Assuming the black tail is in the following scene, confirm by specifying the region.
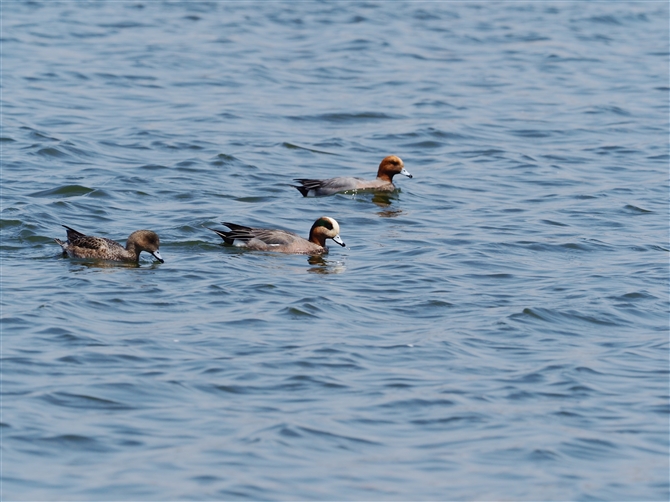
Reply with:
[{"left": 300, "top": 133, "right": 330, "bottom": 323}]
[
  {"left": 206, "top": 227, "right": 235, "bottom": 245},
  {"left": 292, "top": 184, "right": 310, "bottom": 197}
]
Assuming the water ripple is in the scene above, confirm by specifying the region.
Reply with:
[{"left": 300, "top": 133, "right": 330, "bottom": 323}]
[{"left": 3, "top": 1, "right": 668, "bottom": 501}]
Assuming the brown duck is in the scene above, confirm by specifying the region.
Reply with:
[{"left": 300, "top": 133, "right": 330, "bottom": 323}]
[{"left": 55, "top": 225, "right": 164, "bottom": 263}]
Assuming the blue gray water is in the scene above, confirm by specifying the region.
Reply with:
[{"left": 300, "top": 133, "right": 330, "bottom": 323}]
[{"left": 2, "top": 2, "right": 668, "bottom": 500}]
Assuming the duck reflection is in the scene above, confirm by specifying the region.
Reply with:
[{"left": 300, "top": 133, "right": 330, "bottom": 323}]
[
  {"left": 377, "top": 207, "right": 404, "bottom": 218},
  {"left": 307, "top": 255, "right": 347, "bottom": 274},
  {"left": 341, "top": 191, "right": 404, "bottom": 216},
  {"left": 371, "top": 192, "right": 393, "bottom": 207},
  {"left": 372, "top": 192, "right": 406, "bottom": 218},
  {"left": 68, "top": 259, "right": 164, "bottom": 270}
]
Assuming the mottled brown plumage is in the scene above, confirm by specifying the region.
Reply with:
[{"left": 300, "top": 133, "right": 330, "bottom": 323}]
[{"left": 54, "top": 225, "right": 164, "bottom": 263}]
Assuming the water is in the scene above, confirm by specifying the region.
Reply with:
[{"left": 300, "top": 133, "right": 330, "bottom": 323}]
[{"left": 2, "top": 2, "right": 668, "bottom": 500}]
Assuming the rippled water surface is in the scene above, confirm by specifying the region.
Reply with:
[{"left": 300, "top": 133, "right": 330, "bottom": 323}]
[{"left": 2, "top": 2, "right": 669, "bottom": 500}]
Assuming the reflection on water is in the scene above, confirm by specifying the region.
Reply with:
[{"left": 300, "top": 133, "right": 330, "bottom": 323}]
[
  {"left": 338, "top": 190, "right": 404, "bottom": 215},
  {"left": 377, "top": 207, "right": 404, "bottom": 218},
  {"left": 62, "top": 258, "right": 138, "bottom": 269},
  {"left": 60, "top": 257, "right": 163, "bottom": 269},
  {"left": 371, "top": 192, "right": 397, "bottom": 208},
  {"left": 338, "top": 190, "right": 399, "bottom": 207},
  {"left": 307, "top": 255, "right": 347, "bottom": 274}
]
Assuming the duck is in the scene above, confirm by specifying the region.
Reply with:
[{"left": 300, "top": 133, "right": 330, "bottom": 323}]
[
  {"left": 292, "top": 155, "right": 412, "bottom": 197},
  {"left": 208, "top": 216, "right": 345, "bottom": 255},
  {"left": 54, "top": 225, "right": 164, "bottom": 263}
]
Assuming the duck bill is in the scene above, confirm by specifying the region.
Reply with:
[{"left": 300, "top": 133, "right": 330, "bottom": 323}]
[
  {"left": 400, "top": 168, "right": 413, "bottom": 179},
  {"left": 152, "top": 250, "right": 165, "bottom": 263},
  {"left": 332, "top": 235, "right": 346, "bottom": 247}
]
